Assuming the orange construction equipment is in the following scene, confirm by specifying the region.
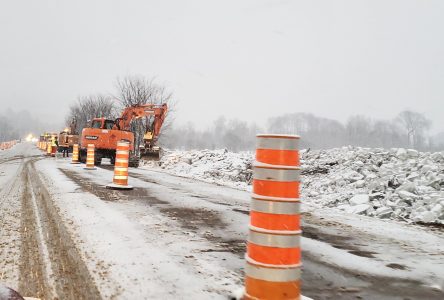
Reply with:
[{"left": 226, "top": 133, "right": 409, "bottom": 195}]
[
  {"left": 71, "top": 144, "right": 80, "bottom": 164},
  {"left": 106, "top": 141, "right": 133, "bottom": 190},
  {"left": 58, "top": 118, "right": 79, "bottom": 156},
  {"left": 84, "top": 144, "right": 96, "bottom": 170},
  {"left": 244, "top": 134, "right": 301, "bottom": 300},
  {"left": 80, "top": 103, "right": 168, "bottom": 167}
]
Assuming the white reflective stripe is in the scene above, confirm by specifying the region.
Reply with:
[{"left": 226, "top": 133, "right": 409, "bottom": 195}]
[
  {"left": 116, "top": 150, "right": 129, "bottom": 155},
  {"left": 257, "top": 137, "right": 299, "bottom": 151},
  {"left": 253, "top": 167, "right": 300, "bottom": 181},
  {"left": 246, "top": 255, "right": 302, "bottom": 269},
  {"left": 251, "top": 193, "right": 300, "bottom": 202},
  {"left": 115, "top": 159, "right": 129, "bottom": 163},
  {"left": 251, "top": 198, "right": 300, "bottom": 214},
  {"left": 249, "top": 225, "right": 302, "bottom": 235},
  {"left": 245, "top": 261, "right": 301, "bottom": 282},
  {"left": 254, "top": 161, "right": 299, "bottom": 170},
  {"left": 114, "top": 167, "right": 128, "bottom": 172},
  {"left": 87, "top": 144, "right": 95, "bottom": 148},
  {"left": 113, "top": 175, "right": 128, "bottom": 180},
  {"left": 117, "top": 141, "right": 130, "bottom": 146},
  {"left": 249, "top": 230, "right": 300, "bottom": 248}
]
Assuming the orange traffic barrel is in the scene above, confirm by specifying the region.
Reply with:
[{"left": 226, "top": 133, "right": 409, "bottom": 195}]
[
  {"left": 84, "top": 144, "right": 96, "bottom": 170},
  {"left": 51, "top": 145, "right": 57, "bottom": 157},
  {"left": 256, "top": 134, "right": 300, "bottom": 166},
  {"left": 106, "top": 141, "right": 133, "bottom": 190},
  {"left": 46, "top": 142, "right": 52, "bottom": 156},
  {"left": 71, "top": 144, "right": 80, "bottom": 164},
  {"left": 244, "top": 134, "right": 301, "bottom": 300}
]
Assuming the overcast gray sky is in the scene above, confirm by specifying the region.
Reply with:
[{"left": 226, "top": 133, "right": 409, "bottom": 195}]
[{"left": 0, "top": 0, "right": 443, "bottom": 132}]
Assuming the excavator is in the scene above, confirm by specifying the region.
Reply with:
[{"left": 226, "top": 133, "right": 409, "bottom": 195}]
[{"left": 79, "top": 103, "right": 168, "bottom": 168}]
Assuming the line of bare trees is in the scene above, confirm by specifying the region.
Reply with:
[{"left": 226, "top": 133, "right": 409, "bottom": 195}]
[
  {"left": 164, "top": 110, "right": 444, "bottom": 152},
  {"left": 65, "top": 75, "right": 174, "bottom": 153}
]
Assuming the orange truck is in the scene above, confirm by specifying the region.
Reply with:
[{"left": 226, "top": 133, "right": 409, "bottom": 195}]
[{"left": 79, "top": 103, "right": 168, "bottom": 168}]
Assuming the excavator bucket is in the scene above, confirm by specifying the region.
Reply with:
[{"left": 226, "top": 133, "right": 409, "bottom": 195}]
[{"left": 140, "top": 146, "right": 161, "bottom": 160}]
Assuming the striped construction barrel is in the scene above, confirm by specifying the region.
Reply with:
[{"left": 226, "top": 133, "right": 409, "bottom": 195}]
[
  {"left": 71, "top": 144, "right": 80, "bottom": 164},
  {"left": 84, "top": 144, "right": 96, "bottom": 169},
  {"left": 113, "top": 141, "right": 130, "bottom": 186},
  {"left": 244, "top": 134, "right": 301, "bottom": 300},
  {"left": 256, "top": 134, "right": 300, "bottom": 166},
  {"left": 46, "top": 142, "right": 52, "bottom": 156}
]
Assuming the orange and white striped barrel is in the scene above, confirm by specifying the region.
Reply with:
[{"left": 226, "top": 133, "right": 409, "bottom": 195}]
[
  {"left": 71, "top": 144, "right": 80, "bottom": 164},
  {"left": 244, "top": 134, "right": 301, "bottom": 300},
  {"left": 46, "top": 142, "right": 52, "bottom": 156},
  {"left": 51, "top": 145, "right": 57, "bottom": 157},
  {"left": 106, "top": 141, "right": 133, "bottom": 190},
  {"left": 84, "top": 144, "right": 96, "bottom": 170},
  {"left": 256, "top": 134, "right": 300, "bottom": 166}
]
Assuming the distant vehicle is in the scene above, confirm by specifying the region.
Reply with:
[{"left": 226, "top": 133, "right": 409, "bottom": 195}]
[{"left": 58, "top": 118, "right": 79, "bottom": 153}]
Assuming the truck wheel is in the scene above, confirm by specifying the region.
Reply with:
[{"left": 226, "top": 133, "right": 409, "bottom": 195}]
[
  {"left": 79, "top": 151, "right": 87, "bottom": 163},
  {"left": 94, "top": 158, "right": 102, "bottom": 166},
  {"left": 129, "top": 157, "right": 140, "bottom": 168}
]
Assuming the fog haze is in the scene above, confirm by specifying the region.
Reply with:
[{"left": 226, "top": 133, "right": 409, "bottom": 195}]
[{"left": 0, "top": 0, "right": 443, "bottom": 132}]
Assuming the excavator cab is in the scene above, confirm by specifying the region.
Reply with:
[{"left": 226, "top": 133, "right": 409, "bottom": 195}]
[{"left": 91, "top": 119, "right": 103, "bottom": 128}]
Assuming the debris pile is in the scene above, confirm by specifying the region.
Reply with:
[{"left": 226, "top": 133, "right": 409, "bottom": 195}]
[
  {"left": 302, "top": 147, "right": 444, "bottom": 225},
  {"left": 152, "top": 149, "right": 253, "bottom": 189},
  {"left": 146, "top": 147, "right": 444, "bottom": 224}
]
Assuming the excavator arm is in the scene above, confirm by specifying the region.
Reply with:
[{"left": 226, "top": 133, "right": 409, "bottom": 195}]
[
  {"left": 114, "top": 103, "right": 168, "bottom": 159},
  {"left": 114, "top": 103, "right": 168, "bottom": 132}
]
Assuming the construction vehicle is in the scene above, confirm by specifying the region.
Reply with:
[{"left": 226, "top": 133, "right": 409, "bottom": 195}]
[
  {"left": 79, "top": 103, "right": 168, "bottom": 168},
  {"left": 58, "top": 118, "right": 79, "bottom": 153}
]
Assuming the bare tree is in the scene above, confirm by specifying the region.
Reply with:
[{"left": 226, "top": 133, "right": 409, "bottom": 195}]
[
  {"left": 66, "top": 94, "right": 117, "bottom": 134},
  {"left": 346, "top": 115, "right": 372, "bottom": 146},
  {"left": 396, "top": 110, "right": 431, "bottom": 149},
  {"left": 114, "top": 75, "right": 175, "bottom": 154}
]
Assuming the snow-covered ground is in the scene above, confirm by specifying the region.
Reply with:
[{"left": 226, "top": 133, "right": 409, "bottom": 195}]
[
  {"left": 1, "top": 143, "right": 444, "bottom": 299},
  {"left": 142, "top": 147, "right": 444, "bottom": 225}
]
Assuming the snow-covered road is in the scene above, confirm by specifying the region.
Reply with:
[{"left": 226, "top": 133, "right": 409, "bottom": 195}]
[{"left": 1, "top": 143, "right": 443, "bottom": 299}]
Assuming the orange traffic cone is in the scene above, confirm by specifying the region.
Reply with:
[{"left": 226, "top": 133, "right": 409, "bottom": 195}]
[
  {"left": 106, "top": 141, "right": 133, "bottom": 190},
  {"left": 244, "top": 134, "right": 302, "bottom": 300},
  {"left": 84, "top": 144, "right": 97, "bottom": 170}
]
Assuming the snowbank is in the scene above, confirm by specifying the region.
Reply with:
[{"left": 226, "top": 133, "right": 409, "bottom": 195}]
[
  {"left": 142, "top": 147, "right": 444, "bottom": 225},
  {"left": 142, "top": 149, "right": 253, "bottom": 190}
]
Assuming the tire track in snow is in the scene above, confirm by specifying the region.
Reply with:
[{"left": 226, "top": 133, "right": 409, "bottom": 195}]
[{"left": 19, "top": 159, "right": 102, "bottom": 299}]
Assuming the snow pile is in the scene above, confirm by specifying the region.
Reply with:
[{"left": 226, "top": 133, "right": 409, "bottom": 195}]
[
  {"left": 146, "top": 147, "right": 444, "bottom": 225},
  {"left": 146, "top": 149, "right": 253, "bottom": 189},
  {"left": 302, "top": 147, "right": 444, "bottom": 224}
]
